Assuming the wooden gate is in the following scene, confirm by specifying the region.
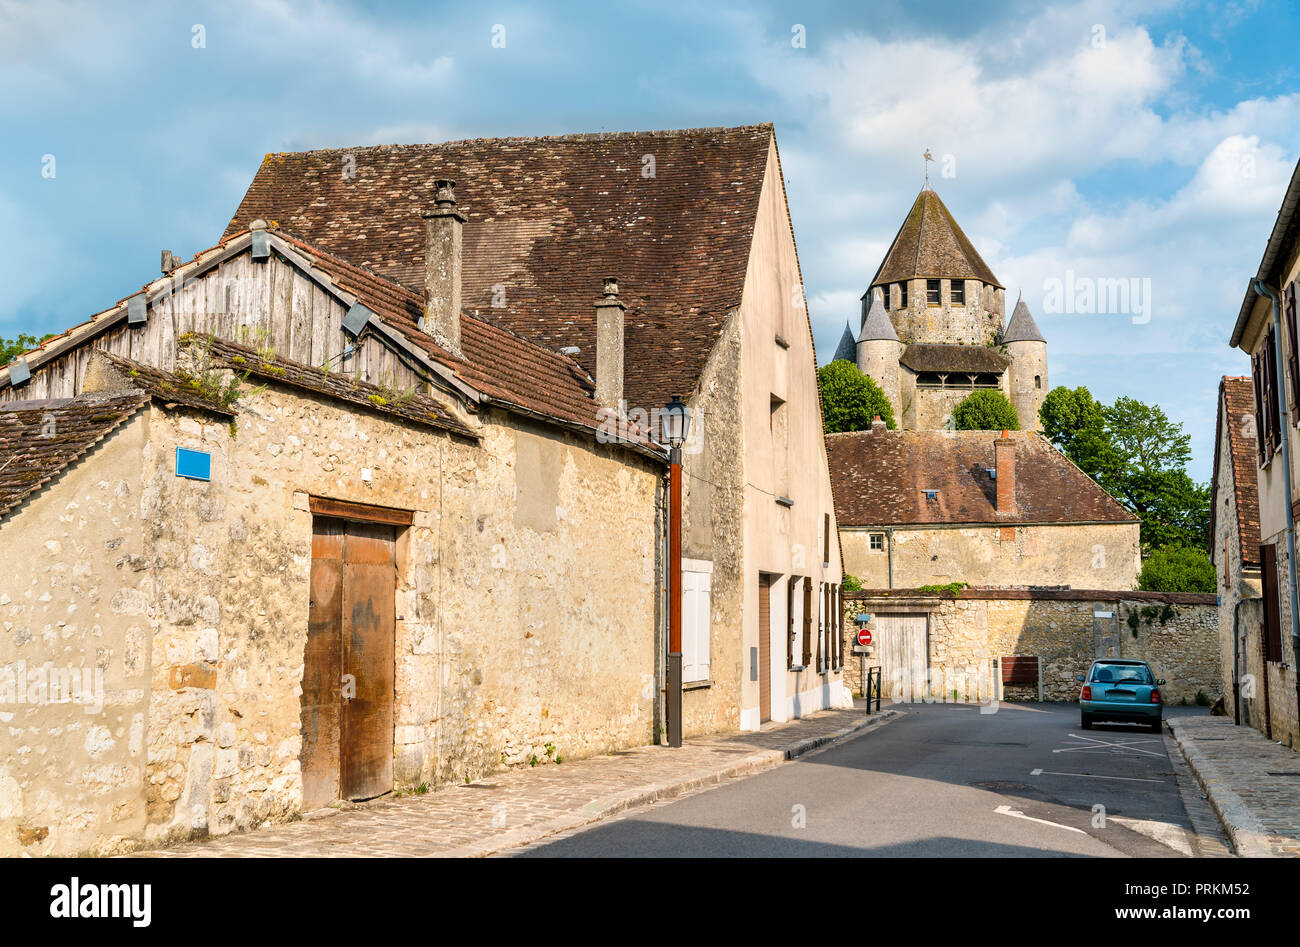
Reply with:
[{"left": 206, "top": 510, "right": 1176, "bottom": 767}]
[
  {"left": 874, "top": 613, "right": 928, "bottom": 701},
  {"left": 758, "top": 574, "right": 772, "bottom": 723},
  {"left": 302, "top": 518, "right": 396, "bottom": 809}
]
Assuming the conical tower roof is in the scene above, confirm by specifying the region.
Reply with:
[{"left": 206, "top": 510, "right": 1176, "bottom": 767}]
[
  {"left": 868, "top": 187, "right": 1003, "bottom": 291},
  {"left": 1002, "top": 295, "right": 1045, "bottom": 343},
  {"left": 832, "top": 321, "right": 857, "bottom": 362},
  {"left": 857, "top": 292, "right": 899, "bottom": 343}
]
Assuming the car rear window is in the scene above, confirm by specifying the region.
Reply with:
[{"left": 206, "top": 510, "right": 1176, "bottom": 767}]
[{"left": 1090, "top": 663, "right": 1153, "bottom": 684}]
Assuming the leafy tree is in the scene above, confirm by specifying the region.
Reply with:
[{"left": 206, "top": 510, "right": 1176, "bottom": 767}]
[
  {"left": 1115, "top": 468, "right": 1211, "bottom": 552},
  {"left": 1138, "top": 545, "right": 1215, "bottom": 593},
  {"left": 1039, "top": 385, "right": 1114, "bottom": 479},
  {"left": 1104, "top": 396, "right": 1192, "bottom": 476},
  {"left": 818, "top": 360, "right": 896, "bottom": 433},
  {"left": 951, "top": 389, "right": 1019, "bottom": 431},
  {"left": 0, "top": 333, "right": 53, "bottom": 367}
]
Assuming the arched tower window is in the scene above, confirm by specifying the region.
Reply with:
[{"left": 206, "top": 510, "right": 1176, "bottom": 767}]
[{"left": 1035, "top": 375, "right": 1042, "bottom": 389}]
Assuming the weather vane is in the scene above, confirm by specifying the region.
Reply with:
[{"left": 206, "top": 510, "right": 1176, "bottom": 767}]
[{"left": 923, "top": 148, "right": 933, "bottom": 188}]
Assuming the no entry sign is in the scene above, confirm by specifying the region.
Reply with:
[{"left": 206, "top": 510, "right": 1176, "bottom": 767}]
[{"left": 857, "top": 628, "right": 872, "bottom": 647}]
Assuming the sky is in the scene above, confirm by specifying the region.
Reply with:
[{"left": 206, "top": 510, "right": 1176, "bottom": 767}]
[{"left": 3, "top": 0, "right": 1299, "bottom": 481}]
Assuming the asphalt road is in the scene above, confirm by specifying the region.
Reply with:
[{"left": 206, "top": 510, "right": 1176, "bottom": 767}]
[{"left": 516, "top": 701, "right": 1212, "bottom": 857}]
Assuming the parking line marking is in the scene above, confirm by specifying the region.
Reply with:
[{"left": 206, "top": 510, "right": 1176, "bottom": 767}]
[
  {"left": 1055, "top": 733, "right": 1164, "bottom": 758},
  {"left": 994, "top": 804, "right": 1087, "bottom": 835},
  {"left": 1030, "top": 769, "right": 1165, "bottom": 783}
]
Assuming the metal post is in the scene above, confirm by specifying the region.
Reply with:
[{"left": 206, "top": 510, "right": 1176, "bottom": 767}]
[
  {"left": 667, "top": 447, "right": 683, "bottom": 748},
  {"left": 859, "top": 653, "right": 867, "bottom": 707}
]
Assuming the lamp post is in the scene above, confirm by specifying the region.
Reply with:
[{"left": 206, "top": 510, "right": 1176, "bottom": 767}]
[{"left": 662, "top": 395, "right": 692, "bottom": 748}]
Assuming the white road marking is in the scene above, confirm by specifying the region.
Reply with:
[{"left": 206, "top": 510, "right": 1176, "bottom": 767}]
[
  {"left": 1030, "top": 769, "right": 1165, "bottom": 783},
  {"left": 1054, "top": 733, "right": 1164, "bottom": 758},
  {"left": 1110, "top": 816, "right": 1194, "bottom": 856},
  {"left": 994, "top": 804, "right": 1087, "bottom": 835}
]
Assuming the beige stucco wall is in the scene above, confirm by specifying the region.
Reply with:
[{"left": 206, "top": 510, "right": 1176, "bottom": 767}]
[
  {"left": 842, "top": 592, "right": 1220, "bottom": 707},
  {"left": 0, "top": 412, "right": 152, "bottom": 856},
  {"left": 840, "top": 522, "right": 1140, "bottom": 590}
]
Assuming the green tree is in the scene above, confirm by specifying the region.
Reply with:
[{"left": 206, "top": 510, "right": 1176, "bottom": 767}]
[
  {"left": 1116, "top": 468, "right": 1211, "bottom": 552},
  {"left": 0, "top": 333, "right": 53, "bottom": 367},
  {"left": 951, "top": 389, "right": 1019, "bottom": 430},
  {"left": 1103, "top": 396, "right": 1192, "bottom": 476},
  {"left": 1039, "top": 385, "right": 1115, "bottom": 480},
  {"left": 818, "top": 360, "right": 896, "bottom": 433},
  {"left": 1138, "top": 545, "right": 1215, "bottom": 593}
]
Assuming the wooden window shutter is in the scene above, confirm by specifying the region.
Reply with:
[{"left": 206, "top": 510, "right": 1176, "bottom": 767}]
[
  {"left": 1262, "top": 542, "right": 1283, "bottom": 663},
  {"left": 786, "top": 578, "right": 795, "bottom": 670},
  {"left": 836, "top": 585, "right": 844, "bottom": 670},
  {"left": 1254, "top": 350, "right": 1268, "bottom": 465},
  {"left": 1287, "top": 281, "right": 1300, "bottom": 408},
  {"left": 795, "top": 577, "right": 806, "bottom": 666}
]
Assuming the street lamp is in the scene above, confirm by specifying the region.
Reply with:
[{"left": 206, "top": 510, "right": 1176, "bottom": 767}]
[{"left": 662, "top": 395, "right": 692, "bottom": 748}]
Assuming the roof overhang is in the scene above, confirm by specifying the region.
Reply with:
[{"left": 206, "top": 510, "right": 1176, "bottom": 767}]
[{"left": 1232, "top": 156, "right": 1300, "bottom": 350}]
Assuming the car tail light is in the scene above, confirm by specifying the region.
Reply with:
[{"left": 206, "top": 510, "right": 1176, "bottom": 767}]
[
  {"left": 1081, "top": 685, "right": 1091, "bottom": 700},
  {"left": 1150, "top": 689, "right": 1161, "bottom": 704}
]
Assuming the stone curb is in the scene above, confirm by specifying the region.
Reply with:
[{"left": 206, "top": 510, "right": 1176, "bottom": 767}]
[
  {"left": 1166, "top": 718, "right": 1274, "bottom": 858},
  {"left": 445, "top": 709, "right": 900, "bottom": 857}
]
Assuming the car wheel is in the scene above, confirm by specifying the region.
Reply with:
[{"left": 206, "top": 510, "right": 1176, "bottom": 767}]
[{"left": 1080, "top": 713, "right": 1092, "bottom": 730}]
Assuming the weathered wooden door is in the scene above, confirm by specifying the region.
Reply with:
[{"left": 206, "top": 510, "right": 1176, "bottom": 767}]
[
  {"left": 875, "top": 613, "right": 928, "bottom": 701},
  {"left": 758, "top": 574, "right": 772, "bottom": 722},
  {"left": 302, "top": 518, "right": 396, "bottom": 809}
]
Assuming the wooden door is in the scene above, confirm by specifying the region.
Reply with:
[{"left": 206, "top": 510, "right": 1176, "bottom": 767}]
[
  {"left": 758, "top": 574, "right": 772, "bottom": 722},
  {"left": 875, "top": 613, "right": 928, "bottom": 701},
  {"left": 301, "top": 518, "right": 396, "bottom": 809}
]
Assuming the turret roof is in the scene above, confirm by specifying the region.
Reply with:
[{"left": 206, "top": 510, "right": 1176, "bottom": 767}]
[
  {"left": 832, "top": 321, "right": 857, "bottom": 362},
  {"left": 1002, "top": 296, "right": 1046, "bottom": 343},
  {"left": 857, "top": 293, "right": 900, "bottom": 343}
]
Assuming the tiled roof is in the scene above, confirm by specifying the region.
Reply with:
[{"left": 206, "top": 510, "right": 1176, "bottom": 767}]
[
  {"left": 900, "top": 343, "right": 1009, "bottom": 374},
  {"left": 832, "top": 322, "right": 857, "bottom": 362},
  {"left": 192, "top": 335, "right": 477, "bottom": 439},
  {"left": 870, "top": 188, "right": 1003, "bottom": 289},
  {"left": 826, "top": 428, "right": 1137, "bottom": 527},
  {"left": 0, "top": 393, "right": 147, "bottom": 519},
  {"left": 1213, "top": 376, "right": 1261, "bottom": 568},
  {"left": 224, "top": 124, "right": 775, "bottom": 411},
  {"left": 858, "top": 293, "right": 899, "bottom": 343},
  {"left": 270, "top": 234, "right": 655, "bottom": 445},
  {"left": 88, "top": 351, "right": 237, "bottom": 417}
]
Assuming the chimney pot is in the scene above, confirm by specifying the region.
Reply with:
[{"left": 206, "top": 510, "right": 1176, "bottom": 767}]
[
  {"left": 420, "top": 178, "right": 467, "bottom": 358},
  {"left": 870, "top": 415, "right": 886, "bottom": 433},
  {"left": 594, "top": 277, "right": 626, "bottom": 408}
]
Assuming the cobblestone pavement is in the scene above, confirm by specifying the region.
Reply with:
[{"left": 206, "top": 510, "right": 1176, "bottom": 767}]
[
  {"left": 1162, "top": 732, "right": 1233, "bottom": 857},
  {"left": 137, "top": 707, "right": 898, "bottom": 858},
  {"left": 1168, "top": 715, "right": 1300, "bottom": 857}
]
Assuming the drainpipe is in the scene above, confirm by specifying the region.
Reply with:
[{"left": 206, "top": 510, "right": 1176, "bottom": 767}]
[
  {"left": 1255, "top": 278, "right": 1300, "bottom": 653},
  {"left": 886, "top": 527, "right": 895, "bottom": 589},
  {"left": 1232, "top": 600, "right": 1242, "bottom": 725}
]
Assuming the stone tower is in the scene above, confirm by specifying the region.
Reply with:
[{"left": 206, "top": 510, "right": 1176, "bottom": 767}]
[
  {"left": 855, "top": 288, "right": 902, "bottom": 423},
  {"left": 853, "top": 186, "right": 1047, "bottom": 431},
  {"left": 1002, "top": 295, "right": 1048, "bottom": 431}
]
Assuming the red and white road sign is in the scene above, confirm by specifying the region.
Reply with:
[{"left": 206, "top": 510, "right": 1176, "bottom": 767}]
[{"left": 857, "top": 628, "right": 872, "bottom": 647}]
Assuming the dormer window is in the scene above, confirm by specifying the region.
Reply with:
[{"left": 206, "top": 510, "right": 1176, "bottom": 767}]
[
  {"left": 926, "top": 279, "right": 941, "bottom": 307},
  {"left": 923, "top": 489, "right": 939, "bottom": 501},
  {"left": 951, "top": 281, "right": 965, "bottom": 306}
]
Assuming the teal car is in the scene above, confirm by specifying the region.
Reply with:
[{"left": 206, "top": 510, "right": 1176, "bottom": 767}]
[{"left": 1076, "top": 659, "right": 1164, "bottom": 732}]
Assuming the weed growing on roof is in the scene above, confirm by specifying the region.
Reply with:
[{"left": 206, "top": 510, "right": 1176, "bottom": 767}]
[{"left": 176, "top": 334, "right": 265, "bottom": 408}]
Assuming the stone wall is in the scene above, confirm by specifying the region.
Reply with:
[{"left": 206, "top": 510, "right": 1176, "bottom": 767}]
[
  {"left": 842, "top": 589, "right": 1220, "bottom": 707},
  {"left": 0, "top": 414, "right": 152, "bottom": 856},
  {"left": 840, "top": 521, "right": 1141, "bottom": 591},
  {"left": 1, "top": 376, "right": 662, "bottom": 855}
]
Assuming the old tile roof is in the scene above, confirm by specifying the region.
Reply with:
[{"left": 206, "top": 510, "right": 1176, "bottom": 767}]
[
  {"left": 858, "top": 293, "right": 900, "bottom": 343},
  {"left": 0, "top": 392, "right": 147, "bottom": 519},
  {"left": 1212, "top": 376, "right": 1261, "bottom": 568},
  {"left": 223, "top": 125, "right": 775, "bottom": 412},
  {"left": 832, "top": 322, "right": 857, "bottom": 362},
  {"left": 826, "top": 429, "right": 1137, "bottom": 527},
  {"left": 270, "top": 234, "right": 655, "bottom": 445},
  {"left": 869, "top": 188, "right": 1003, "bottom": 290},
  {"left": 87, "top": 351, "right": 237, "bottom": 418},
  {"left": 899, "top": 343, "right": 1009, "bottom": 374},
  {"left": 1001, "top": 296, "right": 1046, "bottom": 344},
  {"left": 191, "top": 335, "right": 478, "bottom": 439}
]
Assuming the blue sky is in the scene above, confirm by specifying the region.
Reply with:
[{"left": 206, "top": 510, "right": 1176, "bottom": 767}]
[{"left": 4, "top": 0, "right": 1299, "bottom": 480}]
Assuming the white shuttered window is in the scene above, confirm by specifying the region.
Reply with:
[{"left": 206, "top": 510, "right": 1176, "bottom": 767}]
[{"left": 682, "top": 570, "right": 712, "bottom": 683}]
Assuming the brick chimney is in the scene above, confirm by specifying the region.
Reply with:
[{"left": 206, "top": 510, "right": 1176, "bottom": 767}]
[
  {"left": 420, "top": 179, "right": 467, "bottom": 357},
  {"left": 594, "top": 277, "right": 625, "bottom": 408},
  {"left": 995, "top": 430, "right": 1016, "bottom": 514},
  {"left": 871, "top": 415, "right": 887, "bottom": 434}
]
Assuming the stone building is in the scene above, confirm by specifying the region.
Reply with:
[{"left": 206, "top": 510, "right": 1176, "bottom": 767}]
[
  {"left": 1210, "top": 376, "right": 1263, "bottom": 728},
  {"left": 827, "top": 422, "right": 1140, "bottom": 589},
  {"left": 831, "top": 187, "right": 1048, "bottom": 432},
  {"left": 0, "top": 124, "right": 848, "bottom": 854},
  {"left": 1229, "top": 153, "right": 1300, "bottom": 748}
]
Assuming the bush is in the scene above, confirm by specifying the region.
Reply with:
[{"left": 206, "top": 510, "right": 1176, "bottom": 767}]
[
  {"left": 841, "top": 574, "right": 863, "bottom": 592},
  {"left": 951, "top": 389, "right": 1019, "bottom": 431},
  {"left": 818, "top": 360, "right": 896, "bottom": 433},
  {"left": 1137, "top": 545, "right": 1215, "bottom": 593}
]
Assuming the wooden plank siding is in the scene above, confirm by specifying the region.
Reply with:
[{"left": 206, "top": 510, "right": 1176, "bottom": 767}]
[{"left": 0, "top": 254, "right": 426, "bottom": 403}]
